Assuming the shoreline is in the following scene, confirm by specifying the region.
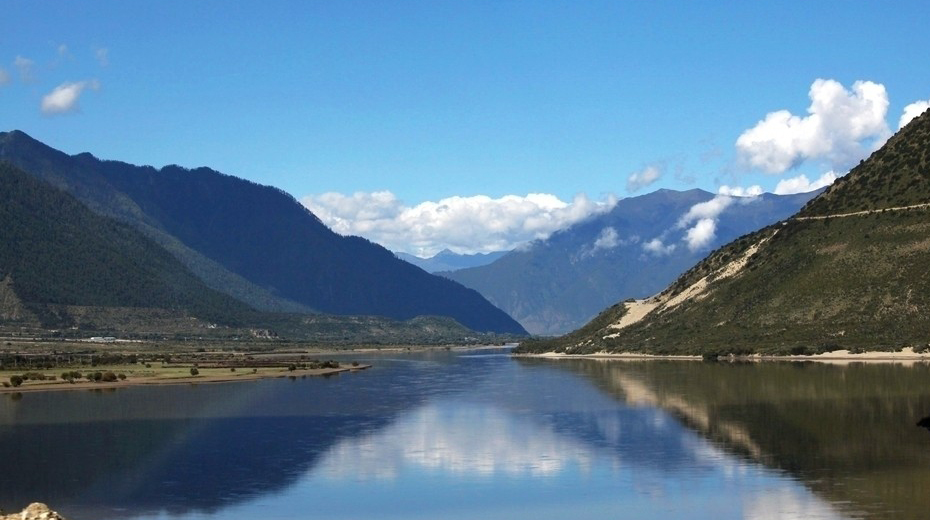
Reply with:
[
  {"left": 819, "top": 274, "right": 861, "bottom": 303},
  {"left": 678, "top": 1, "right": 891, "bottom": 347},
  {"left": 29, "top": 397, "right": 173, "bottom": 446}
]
[
  {"left": 516, "top": 347, "right": 930, "bottom": 364},
  {"left": 0, "top": 364, "right": 371, "bottom": 394}
]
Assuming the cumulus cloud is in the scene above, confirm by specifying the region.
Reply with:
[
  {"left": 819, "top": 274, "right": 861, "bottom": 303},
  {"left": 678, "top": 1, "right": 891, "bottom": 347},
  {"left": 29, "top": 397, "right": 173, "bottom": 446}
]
[
  {"left": 14, "top": 55, "right": 35, "bottom": 82},
  {"left": 644, "top": 190, "right": 764, "bottom": 256},
  {"left": 684, "top": 218, "right": 717, "bottom": 251},
  {"left": 718, "top": 185, "right": 763, "bottom": 197},
  {"left": 0, "top": 68, "right": 9, "bottom": 85},
  {"left": 626, "top": 165, "right": 662, "bottom": 193},
  {"left": 302, "top": 190, "right": 617, "bottom": 256},
  {"left": 899, "top": 99, "right": 930, "bottom": 129},
  {"left": 643, "top": 238, "right": 676, "bottom": 256},
  {"left": 40, "top": 79, "right": 100, "bottom": 115},
  {"left": 676, "top": 195, "right": 736, "bottom": 229},
  {"left": 773, "top": 171, "right": 839, "bottom": 195},
  {"left": 95, "top": 47, "right": 109, "bottom": 67},
  {"left": 736, "top": 79, "right": 890, "bottom": 174}
]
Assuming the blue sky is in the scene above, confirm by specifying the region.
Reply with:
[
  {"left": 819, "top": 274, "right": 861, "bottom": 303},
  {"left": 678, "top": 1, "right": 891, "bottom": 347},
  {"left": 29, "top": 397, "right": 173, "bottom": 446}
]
[{"left": 4, "top": 1, "right": 930, "bottom": 255}]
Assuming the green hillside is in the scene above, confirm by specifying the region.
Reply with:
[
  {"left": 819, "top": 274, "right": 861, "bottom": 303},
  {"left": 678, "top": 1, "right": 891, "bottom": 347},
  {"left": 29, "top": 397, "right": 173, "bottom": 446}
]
[
  {"left": 0, "top": 131, "right": 526, "bottom": 335},
  {"left": 0, "top": 162, "right": 253, "bottom": 328},
  {"left": 517, "top": 108, "right": 930, "bottom": 355}
]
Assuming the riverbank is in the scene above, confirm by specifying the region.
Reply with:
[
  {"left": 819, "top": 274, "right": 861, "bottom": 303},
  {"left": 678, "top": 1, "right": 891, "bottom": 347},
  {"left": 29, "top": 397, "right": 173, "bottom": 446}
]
[
  {"left": 517, "top": 347, "right": 930, "bottom": 363},
  {"left": 0, "top": 364, "right": 370, "bottom": 394}
]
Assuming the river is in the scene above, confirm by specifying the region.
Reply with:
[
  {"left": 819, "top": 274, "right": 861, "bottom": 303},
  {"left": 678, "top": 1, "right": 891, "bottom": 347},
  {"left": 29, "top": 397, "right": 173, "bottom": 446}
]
[{"left": 1, "top": 348, "right": 928, "bottom": 519}]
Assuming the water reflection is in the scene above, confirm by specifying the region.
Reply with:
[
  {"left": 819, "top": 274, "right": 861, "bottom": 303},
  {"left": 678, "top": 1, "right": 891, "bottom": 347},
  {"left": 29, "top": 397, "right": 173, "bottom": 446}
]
[
  {"left": 526, "top": 358, "right": 930, "bottom": 520},
  {"left": 0, "top": 352, "right": 890, "bottom": 519}
]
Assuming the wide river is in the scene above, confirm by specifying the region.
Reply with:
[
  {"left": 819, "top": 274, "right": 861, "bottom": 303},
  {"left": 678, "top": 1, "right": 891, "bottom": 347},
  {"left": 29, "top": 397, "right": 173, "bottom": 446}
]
[{"left": 1, "top": 348, "right": 929, "bottom": 519}]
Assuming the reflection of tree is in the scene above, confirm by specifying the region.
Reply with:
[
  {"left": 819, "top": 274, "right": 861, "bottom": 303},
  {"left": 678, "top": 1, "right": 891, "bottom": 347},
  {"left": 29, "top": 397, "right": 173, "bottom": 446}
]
[
  {"left": 527, "top": 358, "right": 930, "bottom": 520},
  {"left": 0, "top": 371, "right": 432, "bottom": 519}
]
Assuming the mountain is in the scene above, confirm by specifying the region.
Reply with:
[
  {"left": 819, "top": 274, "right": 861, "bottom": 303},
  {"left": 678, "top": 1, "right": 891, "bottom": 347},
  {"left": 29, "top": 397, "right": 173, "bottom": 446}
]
[
  {"left": 0, "top": 161, "right": 253, "bottom": 329},
  {"left": 444, "top": 188, "right": 818, "bottom": 335},
  {"left": 516, "top": 108, "right": 930, "bottom": 355},
  {"left": 395, "top": 249, "right": 508, "bottom": 273},
  {"left": 0, "top": 131, "right": 526, "bottom": 335}
]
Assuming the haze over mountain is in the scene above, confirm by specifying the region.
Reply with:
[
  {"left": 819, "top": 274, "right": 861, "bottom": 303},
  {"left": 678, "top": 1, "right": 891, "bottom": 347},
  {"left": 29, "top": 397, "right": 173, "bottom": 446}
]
[
  {"left": 516, "top": 108, "right": 930, "bottom": 354},
  {"left": 0, "top": 131, "right": 526, "bottom": 335},
  {"left": 445, "top": 188, "right": 819, "bottom": 335},
  {"left": 395, "top": 249, "right": 508, "bottom": 273}
]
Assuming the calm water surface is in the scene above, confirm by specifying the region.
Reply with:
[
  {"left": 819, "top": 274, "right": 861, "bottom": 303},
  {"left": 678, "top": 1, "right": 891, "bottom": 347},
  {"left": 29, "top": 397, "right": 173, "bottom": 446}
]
[{"left": 1, "top": 349, "right": 929, "bottom": 519}]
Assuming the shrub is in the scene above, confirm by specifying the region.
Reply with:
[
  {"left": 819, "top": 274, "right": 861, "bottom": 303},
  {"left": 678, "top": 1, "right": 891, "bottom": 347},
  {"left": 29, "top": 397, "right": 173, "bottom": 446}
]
[
  {"left": 118, "top": 373, "right": 127, "bottom": 380},
  {"left": 287, "top": 364, "right": 297, "bottom": 371},
  {"left": 190, "top": 367, "right": 199, "bottom": 376},
  {"left": 9, "top": 375, "right": 23, "bottom": 387},
  {"left": 102, "top": 372, "right": 117, "bottom": 382}
]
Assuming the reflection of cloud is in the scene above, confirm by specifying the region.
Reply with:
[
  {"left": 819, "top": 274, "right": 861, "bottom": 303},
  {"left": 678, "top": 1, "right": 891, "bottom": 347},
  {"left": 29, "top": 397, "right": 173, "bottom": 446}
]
[
  {"left": 317, "top": 403, "right": 599, "bottom": 480},
  {"left": 744, "top": 488, "right": 849, "bottom": 520}
]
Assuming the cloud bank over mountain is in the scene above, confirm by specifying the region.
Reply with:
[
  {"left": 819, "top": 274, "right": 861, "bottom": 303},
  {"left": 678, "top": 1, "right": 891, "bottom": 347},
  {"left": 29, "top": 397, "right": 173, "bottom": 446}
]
[{"left": 302, "top": 191, "right": 617, "bottom": 257}]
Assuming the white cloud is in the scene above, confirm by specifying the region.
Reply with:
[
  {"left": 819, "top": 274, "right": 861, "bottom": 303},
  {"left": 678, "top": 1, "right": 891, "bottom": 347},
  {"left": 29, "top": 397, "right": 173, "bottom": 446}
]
[
  {"left": 773, "top": 171, "right": 839, "bottom": 195},
  {"left": 676, "top": 195, "right": 735, "bottom": 229},
  {"left": 626, "top": 165, "right": 662, "bottom": 193},
  {"left": 899, "top": 99, "right": 930, "bottom": 129},
  {"left": 40, "top": 80, "right": 100, "bottom": 115},
  {"left": 643, "top": 238, "right": 676, "bottom": 256},
  {"left": 57, "top": 44, "right": 69, "bottom": 57},
  {"left": 14, "top": 55, "right": 35, "bottom": 82},
  {"left": 302, "top": 190, "right": 617, "bottom": 257},
  {"left": 736, "top": 79, "right": 890, "bottom": 174},
  {"left": 592, "top": 227, "right": 620, "bottom": 251},
  {"left": 95, "top": 47, "right": 109, "bottom": 67},
  {"left": 718, "top": 185, "right": 763, "bottom": 197},
  {"left": 684, "top": 218, "right": 717, "bottom": 251},
  {"left": 578, "top": 227, "right": 637, "bottom": 259},
  {"left": 0, "top": 68, "right": 9, "bottom": 85}
]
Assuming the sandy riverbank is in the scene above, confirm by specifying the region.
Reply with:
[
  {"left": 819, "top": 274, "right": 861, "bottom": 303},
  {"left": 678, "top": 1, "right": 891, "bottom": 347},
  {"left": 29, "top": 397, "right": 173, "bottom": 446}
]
[
  {"left": 0, "top": 364, "right": 370, "bottom": 394},
  {"left": 519, "top": 347, "right": 930, "bottom": 363}
]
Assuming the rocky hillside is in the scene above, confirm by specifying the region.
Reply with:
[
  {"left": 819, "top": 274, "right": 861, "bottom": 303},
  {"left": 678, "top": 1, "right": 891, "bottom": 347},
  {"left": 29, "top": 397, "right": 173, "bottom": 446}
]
[
  {"left": 0, "top": 503, "right": 67, "bottom": 520},
  {"left": 517, "top": 108, "right": 930, "bottom": 355}
]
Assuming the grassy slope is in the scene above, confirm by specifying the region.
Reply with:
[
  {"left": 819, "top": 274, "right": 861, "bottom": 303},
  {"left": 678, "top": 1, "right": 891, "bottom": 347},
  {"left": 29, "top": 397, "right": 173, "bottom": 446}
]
[{"left": 517, "top": 108, "right": 930, "bottom": 355}]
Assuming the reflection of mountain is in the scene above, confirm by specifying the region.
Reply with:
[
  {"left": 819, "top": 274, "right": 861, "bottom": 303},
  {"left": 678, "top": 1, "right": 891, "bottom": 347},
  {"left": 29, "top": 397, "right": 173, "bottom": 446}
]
[
  {"left": 530, "top": 358, "right": 930, "bottom": 520},
  {"left": 0, "top": 353, "right": 851, "bottom": 519},
  {"left": 0, "top": 371, "right": 432, "bottom": 519}
]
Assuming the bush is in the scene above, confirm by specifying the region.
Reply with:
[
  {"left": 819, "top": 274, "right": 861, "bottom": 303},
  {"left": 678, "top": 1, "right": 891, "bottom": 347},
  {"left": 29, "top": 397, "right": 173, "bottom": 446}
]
[
  {"left": 190, "top": 367, "right": 199, "bottom": 376},
  {"left": 118, "top": 373, "right": 127, "bottom": 380},
  {"left": 9, "top": 375, "right": 23, "bottom": 387},
  {"left": 102, "top": 372, "right": 118, "bottom": 382},
  {"left": 287, "top": 364, "right": 297, "bottom": 371}
]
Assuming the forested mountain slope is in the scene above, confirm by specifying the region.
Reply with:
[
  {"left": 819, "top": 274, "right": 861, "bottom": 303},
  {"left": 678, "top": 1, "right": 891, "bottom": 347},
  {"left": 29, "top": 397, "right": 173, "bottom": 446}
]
[{"left": 0, "top": 131, "right": 526, "bottom": 334}]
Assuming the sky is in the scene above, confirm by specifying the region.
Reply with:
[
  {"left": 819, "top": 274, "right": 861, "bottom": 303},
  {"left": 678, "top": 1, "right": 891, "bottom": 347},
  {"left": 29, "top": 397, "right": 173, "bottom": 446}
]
[{"left": 4, "top": 1, "right": 930, "bottom": 256}]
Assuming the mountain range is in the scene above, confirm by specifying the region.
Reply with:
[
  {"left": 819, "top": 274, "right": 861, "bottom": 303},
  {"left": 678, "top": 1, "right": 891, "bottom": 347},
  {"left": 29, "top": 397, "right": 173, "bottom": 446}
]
[
  {"left": 0, "top": 131, "right": 526, "bottom": 336},
  {"left": 516, "top": 108, "right": 930, "bottom": 355},
  {"left": 395, "top": 249, "right": 508, "bottom": 273},
  {"left": 444, "top": 188, "right": 819, "bottom": 335}
]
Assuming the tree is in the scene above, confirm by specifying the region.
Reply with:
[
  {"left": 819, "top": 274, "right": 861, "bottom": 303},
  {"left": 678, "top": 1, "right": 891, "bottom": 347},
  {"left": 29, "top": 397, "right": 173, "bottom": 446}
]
[
  {"left": 9, "top": 375, "right": 23, "bottom": 387},
  {"left": 190, "top": 367, "right": 199, "bottom": 376}
]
